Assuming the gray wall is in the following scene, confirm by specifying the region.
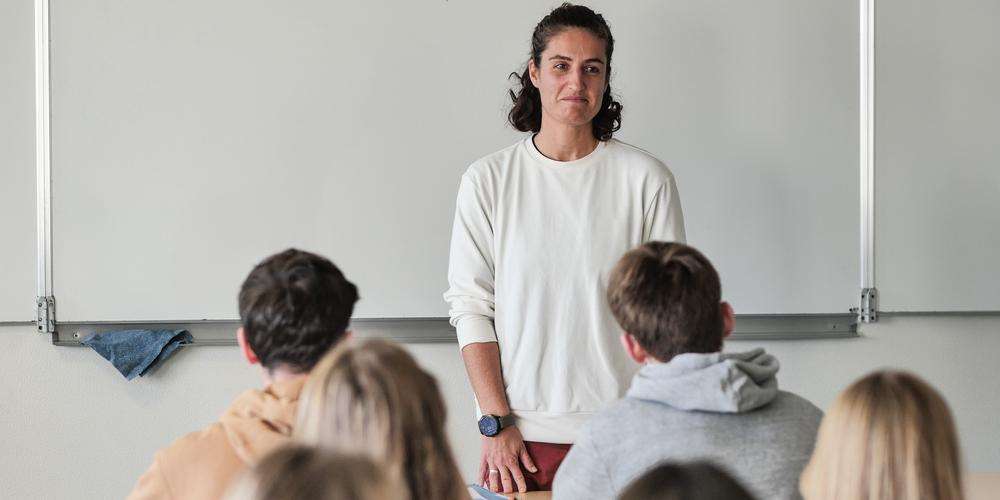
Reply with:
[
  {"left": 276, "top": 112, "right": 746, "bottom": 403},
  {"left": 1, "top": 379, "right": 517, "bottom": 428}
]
[{"left": 1, "top": 316, "right": 999, "bottom": 499}]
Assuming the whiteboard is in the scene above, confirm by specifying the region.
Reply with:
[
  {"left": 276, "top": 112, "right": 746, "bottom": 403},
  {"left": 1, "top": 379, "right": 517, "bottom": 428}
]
[
  {"left": 876, "top": 0, "right": 1000, "bottom": 311},
  {"left": 0, "top": 0, "right": 36, "bottom": 322},
  {"left": 611, "top": 1, "right": 859, "bottom": 314},
  {"left": 49, "top": 0, "right": 859, "bottom": 321}
]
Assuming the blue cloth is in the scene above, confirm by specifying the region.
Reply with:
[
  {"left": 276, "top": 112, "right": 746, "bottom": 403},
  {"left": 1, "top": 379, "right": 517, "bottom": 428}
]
[{"left": 81, "top": 329, "right": 193, "bottom": 380}]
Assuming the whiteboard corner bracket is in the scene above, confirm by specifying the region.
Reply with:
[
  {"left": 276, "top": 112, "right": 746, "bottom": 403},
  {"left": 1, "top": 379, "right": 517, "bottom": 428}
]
[
  {"left": 856, "top": 287, "right": 878, "bottom": 324},
  {"left": 36, "top": 295, "right": 56, "bottom": 334}
]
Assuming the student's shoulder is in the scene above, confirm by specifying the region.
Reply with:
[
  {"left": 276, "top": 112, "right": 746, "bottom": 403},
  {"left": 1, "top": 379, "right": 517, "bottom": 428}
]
[
  {"left": 588, "top": 396, "right": 638, "bottom": 420},
  {"left": 605, "top": 139, "right": 677, "bottom": 184},
  {"left": 771, "top": 390, "right": 824, "bottom": 424},
  {"left": 129, "top": 422, "right": 236, "bottom": 499},
  {"left": 578, "top": 398, "right": 658, "bottom": 443},
  {"left": 156, "top": 422, "right": 233, "bottom": 468}
]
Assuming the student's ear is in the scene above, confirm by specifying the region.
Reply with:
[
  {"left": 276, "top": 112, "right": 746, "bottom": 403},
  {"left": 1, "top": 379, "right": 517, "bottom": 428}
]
[
  {"left": 620, "top": 333, "right": 652, "bottom": 364},
  {"left": 528, "top": 59, "right": 540, "bottom": 87},
  {"left": 721, "top": 301, "right": 735, "bottom": 339},
  {"left": 236, "top": 327, "right": 260, "bottom": 365}
]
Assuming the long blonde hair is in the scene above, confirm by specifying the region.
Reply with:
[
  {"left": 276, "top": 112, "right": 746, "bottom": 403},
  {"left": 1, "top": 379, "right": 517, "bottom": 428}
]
[
  {"left": 225, "top": 444, "right": 401, "bottom": 500},
  {"left": 800, "top": 370, "right": 964, "bottom": 500},
  {"left": 296, "top": 339, "right": 467, "bottom": 500}
]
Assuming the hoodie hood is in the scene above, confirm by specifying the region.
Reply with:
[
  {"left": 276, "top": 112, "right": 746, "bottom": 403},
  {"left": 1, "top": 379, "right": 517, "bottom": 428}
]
[
  {"left": 625, "top": 348, "right": 779, "bottom": 413},
  {"left": 219, "top": 377, "right": 305, "bottom": 464}
]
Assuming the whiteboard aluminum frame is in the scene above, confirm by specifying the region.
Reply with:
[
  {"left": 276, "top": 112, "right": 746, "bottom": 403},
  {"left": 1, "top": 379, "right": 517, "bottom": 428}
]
[
  {"left": 35, "top": 0, "right": 55, "bottom": 333},
  {"left": 859, "top": 0, "right": 878, "bottom": 322},
  {"left": 50, "top": 315, "right": 859, "bottom": 347},
  {"left": 35, "top": 0, "right": 871, "bottom": 340}
]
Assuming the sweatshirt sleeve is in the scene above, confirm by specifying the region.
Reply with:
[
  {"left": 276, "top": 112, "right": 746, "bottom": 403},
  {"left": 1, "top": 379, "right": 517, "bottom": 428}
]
[
  {"left": 643, "top": 174, "right": 686, "bottom": 244},
  {"left": 551, "top": 430, "right": 615, "bottom": 500},
  {"left": 443, "top": 172, "right": 498, "bottom": 348}
]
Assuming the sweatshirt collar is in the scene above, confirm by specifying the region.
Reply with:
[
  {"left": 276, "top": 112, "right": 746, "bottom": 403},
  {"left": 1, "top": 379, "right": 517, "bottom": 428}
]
[
  {"left": 524, "top": 135, "right": 608, "bottom": 169},
  {"left": 625, "top": 348, "right": 780, "bottom": 413}
]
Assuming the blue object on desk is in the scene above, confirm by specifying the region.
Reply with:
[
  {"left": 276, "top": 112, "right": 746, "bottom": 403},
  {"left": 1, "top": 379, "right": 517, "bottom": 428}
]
[
  {"left": 81, "top": 329, "right": 193, "bottom": 380},
  {"left": 467, "top": 484, "right": 510, "bottom": 500}
]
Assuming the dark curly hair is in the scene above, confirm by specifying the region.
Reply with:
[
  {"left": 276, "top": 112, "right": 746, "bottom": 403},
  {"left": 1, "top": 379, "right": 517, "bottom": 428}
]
[
  {"left": 508, "top": 3, "right": 623, "bottom": 141},
  {"left": 238, "top": 248, "right": 358, "bottom": 372},
  {"left": 619, "top": 462, "right": 756, "bottom": 500}
]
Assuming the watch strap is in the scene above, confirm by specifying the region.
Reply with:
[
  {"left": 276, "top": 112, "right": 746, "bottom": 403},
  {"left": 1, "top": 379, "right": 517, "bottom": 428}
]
[{"left": 497, "top": 413, "right": 516, "bottom": 429}]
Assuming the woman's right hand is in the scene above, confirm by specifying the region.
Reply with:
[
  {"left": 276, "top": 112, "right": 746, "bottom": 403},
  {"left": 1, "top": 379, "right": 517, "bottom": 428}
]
[{"left": 480, "top": 426, "right": 538, "bottom": 493}]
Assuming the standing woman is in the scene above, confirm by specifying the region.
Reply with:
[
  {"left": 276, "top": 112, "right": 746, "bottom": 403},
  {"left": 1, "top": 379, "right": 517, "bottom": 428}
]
[{"left": 444, "top": 3, "right": 685, "bottom": 494}]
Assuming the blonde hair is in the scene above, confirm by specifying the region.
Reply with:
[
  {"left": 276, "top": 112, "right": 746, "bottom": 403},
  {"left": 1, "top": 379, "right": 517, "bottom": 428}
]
[
  {"left": 296, "top": 339, "right": 467, "bottom": 500},
  {"left": 800, "top": 370, "right": 964, "bottom": 500},
  {"left": 225, "top": 444, "right": 400, "bottom": 500}
]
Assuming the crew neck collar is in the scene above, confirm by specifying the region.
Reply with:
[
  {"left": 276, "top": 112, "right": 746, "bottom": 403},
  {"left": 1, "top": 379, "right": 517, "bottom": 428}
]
[{"left": 525, "top": 134, "right": 609, "bottom": 168}]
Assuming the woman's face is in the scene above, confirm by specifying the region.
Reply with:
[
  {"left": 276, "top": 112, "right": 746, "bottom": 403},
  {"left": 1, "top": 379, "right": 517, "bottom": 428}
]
[{"left": 529, "top": 28, "right": 608, "bottom": 131}]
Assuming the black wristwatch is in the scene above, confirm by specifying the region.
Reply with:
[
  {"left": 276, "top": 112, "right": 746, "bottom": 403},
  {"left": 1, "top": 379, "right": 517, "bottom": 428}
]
[{"left": 478, "top": 413, "right": 516, "bottom": 437}]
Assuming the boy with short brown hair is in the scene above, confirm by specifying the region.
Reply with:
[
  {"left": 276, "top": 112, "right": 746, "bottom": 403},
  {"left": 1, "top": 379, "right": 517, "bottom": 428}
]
[
  {"left": 127, "top": 249, "right": 358, "bottom": 500},
  {"left": 553, "top": 242, "right": 822, "bottom": 500}
]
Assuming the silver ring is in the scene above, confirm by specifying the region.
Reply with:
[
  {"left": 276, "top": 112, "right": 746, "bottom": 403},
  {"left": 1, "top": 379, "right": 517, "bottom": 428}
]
[{"left": 488, "top": 469, "right": 499, "bottom": 474}]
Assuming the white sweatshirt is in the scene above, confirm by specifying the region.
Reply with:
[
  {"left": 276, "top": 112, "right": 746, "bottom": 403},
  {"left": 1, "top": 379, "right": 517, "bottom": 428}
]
[{"left": 444, "top": 136, "right": 685, "bottom": 443}]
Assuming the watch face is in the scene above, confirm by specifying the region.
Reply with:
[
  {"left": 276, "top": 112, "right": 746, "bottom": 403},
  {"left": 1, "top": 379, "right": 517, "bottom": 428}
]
[{"left": 479, "top": 415, "right": 500, "bottom": 437}]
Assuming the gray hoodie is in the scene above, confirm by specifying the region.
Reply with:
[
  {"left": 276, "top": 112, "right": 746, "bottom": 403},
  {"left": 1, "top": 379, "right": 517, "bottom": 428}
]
[{"left": 551, "top": 349, "right": 821, "bottom": 500}]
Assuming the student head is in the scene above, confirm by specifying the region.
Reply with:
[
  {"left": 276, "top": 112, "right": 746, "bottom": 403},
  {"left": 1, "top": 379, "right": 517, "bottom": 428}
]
[
  {"left": 607, "top": 241, "right": 735, "bottom": 364},
  {"left": 800, "top": 370, "right": 964, "bottom": 500},
  {"left": 508, "top": 2, "right": 623, "bottom": 140},
  {"left": 296, "top": 339, "right": 466, "bottom": 500},
  {"left": 237, "top": 248, "right": 359, "bottom": 378},
  {"left": 618, "top": 461, "right": 757, "bottom": 500},
  {"left": 225, "top": 444, "right": 400, "bottom": 500}
]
